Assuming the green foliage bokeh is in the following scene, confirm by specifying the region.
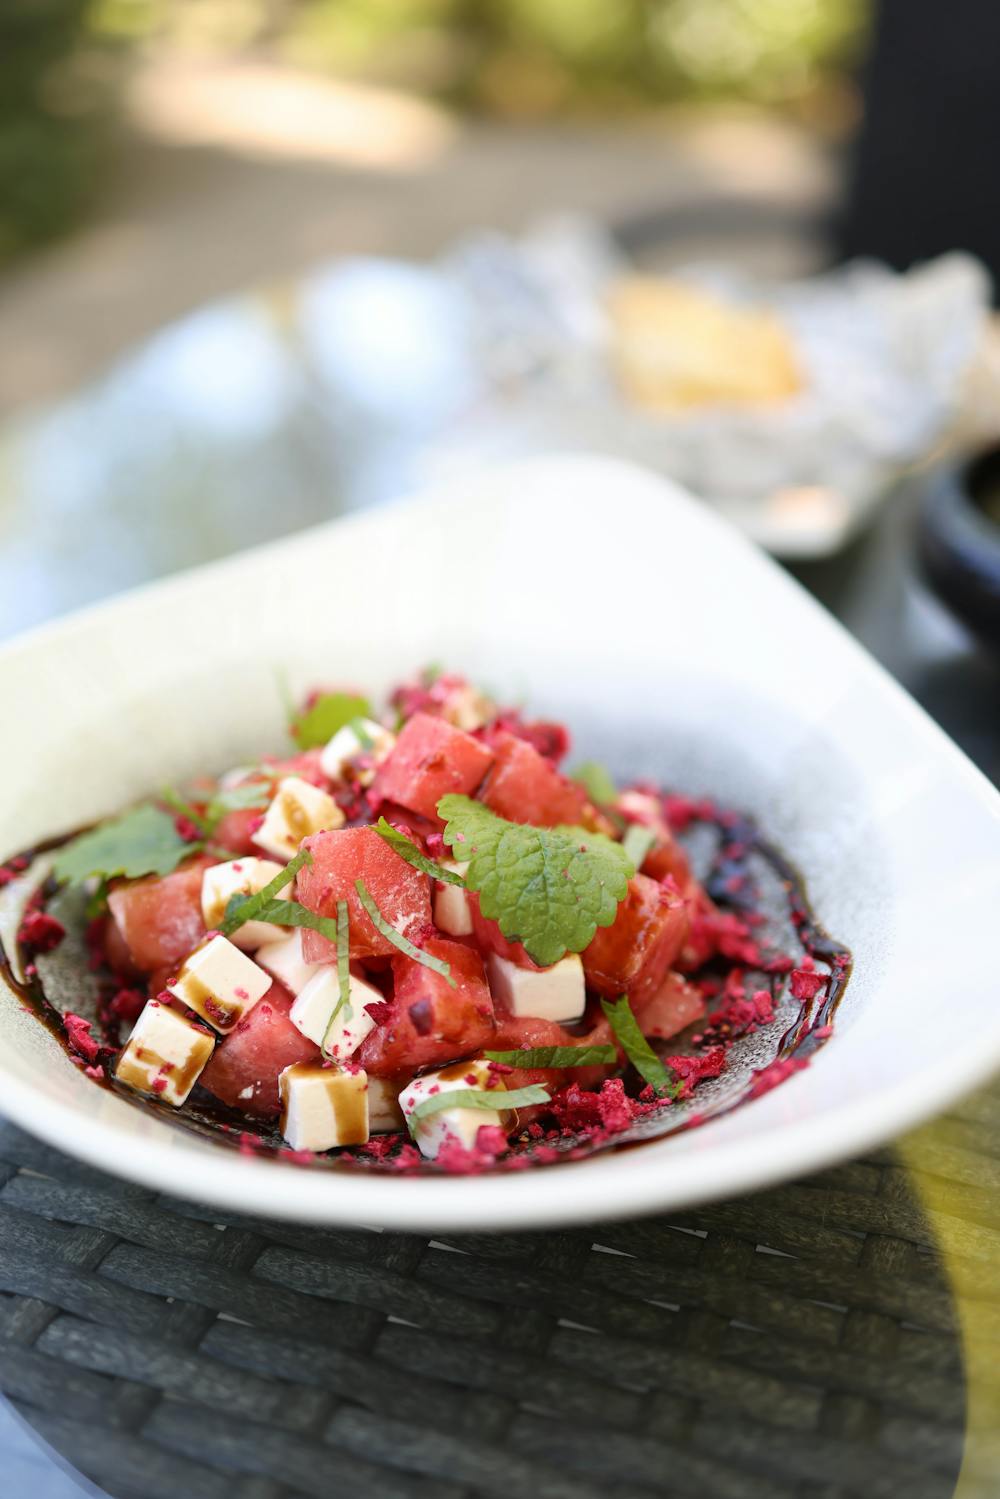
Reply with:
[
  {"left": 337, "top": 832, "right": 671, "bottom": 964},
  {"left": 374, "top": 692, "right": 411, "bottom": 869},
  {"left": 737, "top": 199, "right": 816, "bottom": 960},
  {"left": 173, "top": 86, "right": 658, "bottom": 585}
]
[{"left": 0, "top": 0, "right": 867, "bottom": 261}]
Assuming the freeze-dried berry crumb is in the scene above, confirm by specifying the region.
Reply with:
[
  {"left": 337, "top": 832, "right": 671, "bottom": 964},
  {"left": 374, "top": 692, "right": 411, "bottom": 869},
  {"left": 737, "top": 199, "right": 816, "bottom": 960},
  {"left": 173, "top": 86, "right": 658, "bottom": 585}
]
[
  {"left": 63, "top": 1012, "right": 101, "bottom": 1063},
  {"left": 789, "top": 967, "right": 826, "bottom": 1001},
  {"left": 18, "top": 910, "right": 66, "bottom": 955},
  {"left": 748, "top": 1055, "right": 809, "bottom": 1098}
]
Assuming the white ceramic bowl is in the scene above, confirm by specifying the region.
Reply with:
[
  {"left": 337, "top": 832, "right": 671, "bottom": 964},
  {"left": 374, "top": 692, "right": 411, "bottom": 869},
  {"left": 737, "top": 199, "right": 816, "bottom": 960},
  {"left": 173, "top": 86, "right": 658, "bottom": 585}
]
[{"left": 2, "top": 455, "right": 999, "bottom": 1230}]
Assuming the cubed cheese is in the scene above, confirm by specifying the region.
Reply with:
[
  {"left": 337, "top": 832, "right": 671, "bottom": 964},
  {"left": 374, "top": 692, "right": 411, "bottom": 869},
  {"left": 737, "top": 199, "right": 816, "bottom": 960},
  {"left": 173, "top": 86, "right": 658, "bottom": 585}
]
[
  {"left": 486, "top": 951, "right": 585, "bottom": 1024},
  {"left": 289, "top": 967, "right": 382, "bottom": 1060},
  {"left": 256, "top": 929, "right": 320, "bottom": 997},
  {"left": 200, "top": 857, "right": 291, "bottom": 950},
  {"left": 168, "top": 935, "right": 271, "bottom": 1032},
  {"left": 433, "top": 860, "right": 472, "bottom": 937},
  {"left": 441, "top": 684, "right": 494, "bottom": 732},
  {"left": 320, "top": 718, "right": 395, "bottom": 784},
  {"left": 279, "top": 1063, "right": 369, "bottom": 1151},
  {"left": 252, "top": 776, "right": 344, "bottom": 862},
  {"left": 399, "top": 1058, "right": 509, "bottom": 1160},
  {"left": 115, "top": 999, "right": 215, "bottom": 1105},
  {"left": 368, "top": 1075, "right": 405, "bottom": 1133}
]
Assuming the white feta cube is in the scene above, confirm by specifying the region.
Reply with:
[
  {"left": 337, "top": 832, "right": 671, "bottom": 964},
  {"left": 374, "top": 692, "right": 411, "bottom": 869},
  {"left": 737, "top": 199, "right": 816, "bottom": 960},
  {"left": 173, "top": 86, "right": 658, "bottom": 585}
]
[
  {"left": 368, "top": 1076, "right": 405, "bottom": 1133},
  {"left": 486, "top": 951, "right": 585, "bottom": 1024},
  {"left": 320, "top": 718, "right": 395, "bottom": 784},
  {"left": 252, "top": 776, "right": 344, "bottom": 862},
  {"left": 168, "top": 935, "right": 271, "bottom": 1033},
  {"left": 289, "top": 967, "right": 382, "bottom": 1060},
  {"left": 200, "top": 857, "right": 291, "bottom": 950},
  {"left": 400, "top": 1058, "right": 509, "bottom": 1160},
  {"left": 433, "top": 860, "right": 472, "bottom": 937},
  {"left": 279, "top": 1063, "right": 369, "bottom": 1151},
  {"left": 115, "top": 999, "right": 215, "bottom": 1106},
  {"left": 256, "top": 929, "right": 320, "bottom": 997}
]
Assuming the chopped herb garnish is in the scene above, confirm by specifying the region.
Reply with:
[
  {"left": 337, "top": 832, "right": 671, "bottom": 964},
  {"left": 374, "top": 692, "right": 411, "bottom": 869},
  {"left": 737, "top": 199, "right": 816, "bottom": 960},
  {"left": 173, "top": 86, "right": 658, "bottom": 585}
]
[
  {"left": 571, "top": 761, "right": 618, "bottom": 806},
  {"left": 204, "top": 782, "right": 271, "bottom": 826},
  {"left": 406, "top": 1084, "right": 549, "bottom": 1134},
  {"left": 374, "top": 818, "right": 465, "bottom": 886},
  {"left": 622, "top": 823, "right": 657, "bottom": 869},
  {"left": 349, "top": 718, "right": 376, "bottom": 751},
  {"left": 249, "top": 897, "right": 340, "bottom": 943},
  {"left": 322, "top": 900, "right": 353, "bottom": 1053},
  {"left": 601, "top": 995, "right": 679, "bottom": 1099},
  {"left": 160, "top": 786, "right": 211, "bottom": 836},
  {"left": 53, "top": 805, "right": 195, "bottom": 886},
  {"left": 354, "top": 879, "right": 456, "bottom": 987},
  {"left": 484, "top": 1046, "right": 617, "bottom": 1068},
  {"left": 291, "top": 692, "right": 372, "bottom": 750},
  {"left": 437, "top": 794, "right": 634, "bottom": 968},
  {"left": 219, "top": 849, "right": 312, "bottom": 936}
]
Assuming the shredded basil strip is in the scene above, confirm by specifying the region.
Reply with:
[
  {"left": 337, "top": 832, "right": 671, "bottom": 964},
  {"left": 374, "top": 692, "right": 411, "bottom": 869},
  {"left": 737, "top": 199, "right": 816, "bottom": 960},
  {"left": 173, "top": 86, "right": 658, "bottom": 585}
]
[
  {"left": 407, "top": 1084, "right": 549, "bottom": 1133},
  {"left": 354, "top": 878, "right": 456, "bottom": 987},
  {"left": 252, "top": 897, "right": 340, "bottom": 943},
  {"left": 601, "top": 995, "right": 679, "bottom": 1099},
  {"left": 483, "top": 1045, "right": 617, "bottom": 1069},
  {"left": 219, "top": 849, "right": 312, "bottom": 936},
  {"left": 374, "top": 818, "right": 465, "bottom": 886},
  {"left": 320, "top": 900, "right": 353, "bottom": 1051},
  {"left": 160, "top": 787, "right": 211, "bottom": 837},
  {"left": 349, "top": 718, "right": 376, "bottom": 751},
  {"left": 622, "top": 823, "right": 657, "bottom": 869}
]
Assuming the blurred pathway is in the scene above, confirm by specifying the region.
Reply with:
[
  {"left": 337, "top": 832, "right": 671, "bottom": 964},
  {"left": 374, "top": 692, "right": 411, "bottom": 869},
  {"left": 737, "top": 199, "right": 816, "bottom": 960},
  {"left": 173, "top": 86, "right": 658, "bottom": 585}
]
[{"left": 0, "top": 56, "right": 838, "bottom": 416}]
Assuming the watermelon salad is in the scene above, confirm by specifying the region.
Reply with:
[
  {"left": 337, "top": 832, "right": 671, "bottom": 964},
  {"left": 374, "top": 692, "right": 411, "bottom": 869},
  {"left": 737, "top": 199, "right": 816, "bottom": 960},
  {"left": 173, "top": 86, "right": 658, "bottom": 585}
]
[{"left": 8, "top": 669, "right": 847, "bottom": 1174}]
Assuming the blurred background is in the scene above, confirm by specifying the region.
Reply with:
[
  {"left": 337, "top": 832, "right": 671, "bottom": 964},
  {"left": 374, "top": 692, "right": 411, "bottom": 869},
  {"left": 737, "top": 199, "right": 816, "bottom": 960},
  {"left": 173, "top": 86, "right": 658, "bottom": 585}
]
[{"left": 2, "top": 0, "right": 870, "bottom": 409}]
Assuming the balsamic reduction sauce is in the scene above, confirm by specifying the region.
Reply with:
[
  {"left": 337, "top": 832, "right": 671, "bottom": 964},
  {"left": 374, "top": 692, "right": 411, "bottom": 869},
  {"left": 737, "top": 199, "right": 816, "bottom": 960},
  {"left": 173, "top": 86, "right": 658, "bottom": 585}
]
[{"left": 0, "top": 809, "right": 852, "bottom": 1174}]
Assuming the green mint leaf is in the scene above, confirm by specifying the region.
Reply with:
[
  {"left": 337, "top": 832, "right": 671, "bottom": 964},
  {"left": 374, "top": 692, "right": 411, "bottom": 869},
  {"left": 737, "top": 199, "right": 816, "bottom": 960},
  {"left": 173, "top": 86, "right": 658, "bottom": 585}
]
[
  {"left": 484, "top": 1046, "right": 617, "bottom": 1068},
  {"left": 571, "top": 761, "right": 617, "bottom": 805},
  {"left": 406, "top": 1084, "right": 549, "bottom": 1134},
  {"left": 437, "top": 794, "right": 634, "bottom": 968},
  {"left": 374, "top": 818, "right": 465, "bottom": 886},
  {"left": 53, "top": 806, "right": 195, "bottom": 886},
  {"left": 601, "top": 995, "right": 680, "bottom": 1099},
  {"left": 218, "top": 849, "right": 312, "bottom": 936},
  {"left": 354, "top": 879, "right": 456, "bottom": 987},
  {"left": 291, "top": 692, "right": 373, "bottom": 750},
  {"left": 622, "top": 823, "right": 657, "bottom": 869}
]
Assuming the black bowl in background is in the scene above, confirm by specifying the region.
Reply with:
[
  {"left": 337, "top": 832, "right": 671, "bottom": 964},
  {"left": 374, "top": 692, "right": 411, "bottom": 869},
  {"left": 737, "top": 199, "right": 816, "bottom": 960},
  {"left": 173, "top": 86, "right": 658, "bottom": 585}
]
[{"left": 919, "top": 447, "right": 1000, "bottom": 653}]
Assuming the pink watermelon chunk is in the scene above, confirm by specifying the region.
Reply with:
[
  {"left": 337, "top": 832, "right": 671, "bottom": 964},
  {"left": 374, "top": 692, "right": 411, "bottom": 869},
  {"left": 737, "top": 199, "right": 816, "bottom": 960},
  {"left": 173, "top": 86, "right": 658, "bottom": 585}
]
[
  {"left": 199, "top": 980, "right": 318, "bottom": 1117},
  {"left": 106, "top": 857, "right": 211, "bottom": 975},
  {"left": 372, "top": 713, "right": 494, "bottom": 822},
  {"left": 479, "top": 732, "right": 604, "bottom": 830},
  {"left": 295, "top": 825, "right": 432, "bottom": 962},
  {"left": 583, "top": 873, "right": 689, "bottom": 1006},
  {"left": 635, "top": 971, "right": 705, "bottom": 1039},
  {"left": 359, "top": 937, "right": 495, "bottom": 1077}
]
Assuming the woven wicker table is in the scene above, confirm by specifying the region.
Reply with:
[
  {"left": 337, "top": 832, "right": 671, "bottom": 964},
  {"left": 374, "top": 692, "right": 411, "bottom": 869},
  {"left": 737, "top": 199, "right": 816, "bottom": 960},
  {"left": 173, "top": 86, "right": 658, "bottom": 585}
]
[{"left": 3, "top": 1093, "right": 997, "bottom": 1499}]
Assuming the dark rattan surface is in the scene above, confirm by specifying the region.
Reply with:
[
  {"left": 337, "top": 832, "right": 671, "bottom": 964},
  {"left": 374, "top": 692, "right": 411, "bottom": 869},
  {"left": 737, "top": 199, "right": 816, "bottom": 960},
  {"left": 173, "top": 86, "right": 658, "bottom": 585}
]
[{"left": 4, "top": 1086, "right": 999, "bottom": 1499}]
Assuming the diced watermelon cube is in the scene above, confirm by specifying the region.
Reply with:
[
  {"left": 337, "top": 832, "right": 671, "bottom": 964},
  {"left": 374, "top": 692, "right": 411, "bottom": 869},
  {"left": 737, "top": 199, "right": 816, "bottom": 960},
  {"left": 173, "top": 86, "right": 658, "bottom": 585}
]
[
  {"left": 106, "top": 857, "right": 211, "bottom": 975},
  {"left": 295, "top": 825, "right": 432, "bottom": 962},
  {"left": 199, "top": 980, "right": 318, "bottom": 1117},
  {"left": 468, "top": 891, "right": 540, "bottom": 969},
  {"left": 583, "top": 873, "right": 689, "bottom": 1006},
  {"left": 359, "top": 937, "right": 495, "bottom": 1077},
  {"left": 634, "top": 971, "right": 705, "bottom": 1039},
  {"left": 479, "top": 732, "right": 604, "bottom": 829},
  {"left": 372, "top": 713, "right": 494, "bottom": 823}
]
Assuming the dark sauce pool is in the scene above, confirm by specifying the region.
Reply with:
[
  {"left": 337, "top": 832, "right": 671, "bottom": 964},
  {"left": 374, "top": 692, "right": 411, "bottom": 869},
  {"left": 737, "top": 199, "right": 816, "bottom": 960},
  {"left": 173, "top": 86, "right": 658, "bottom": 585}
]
[{"left": 0, "top": 805, "right": 852, "bottom": 1175}]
